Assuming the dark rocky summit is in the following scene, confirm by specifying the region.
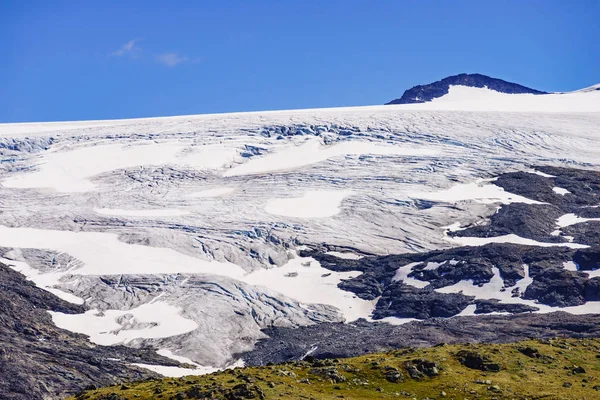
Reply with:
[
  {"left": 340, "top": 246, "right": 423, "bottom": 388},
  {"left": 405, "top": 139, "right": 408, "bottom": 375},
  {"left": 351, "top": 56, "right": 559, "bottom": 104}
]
[
  {"left": 0, "top": 263, "right": 181, "bottom": 400},
  {"left": 386, "top": 73, "right": 546, "bottom": 104}
]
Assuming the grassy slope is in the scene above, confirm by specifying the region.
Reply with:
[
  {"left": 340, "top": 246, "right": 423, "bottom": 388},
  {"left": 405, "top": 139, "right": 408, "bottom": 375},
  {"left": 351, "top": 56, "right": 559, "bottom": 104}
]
[{"left": 71, "top": 338, "right": 600, "bottom": 400}]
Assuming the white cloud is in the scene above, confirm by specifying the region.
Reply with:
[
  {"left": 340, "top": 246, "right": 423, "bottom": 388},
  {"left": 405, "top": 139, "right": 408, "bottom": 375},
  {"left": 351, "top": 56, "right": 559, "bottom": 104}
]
[
  {"left": 111, "top": 39, "right": 142, "bottom": 57},
  {"left": 155, "top": 53, "right": 189, "bottom": 67}
]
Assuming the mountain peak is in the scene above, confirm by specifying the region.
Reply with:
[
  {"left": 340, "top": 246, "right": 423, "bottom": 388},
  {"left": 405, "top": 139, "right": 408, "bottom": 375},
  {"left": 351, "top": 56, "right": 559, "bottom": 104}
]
[{"left": 386, "top": 73, "right": 547, "bottom": 105}]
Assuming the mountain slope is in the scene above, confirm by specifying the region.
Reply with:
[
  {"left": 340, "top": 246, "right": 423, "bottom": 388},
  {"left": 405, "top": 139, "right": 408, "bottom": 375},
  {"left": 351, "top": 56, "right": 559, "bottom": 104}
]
[
  {"left": 0, "top": 263, "right": 184, "bottom": 400},
  {"left": 74, "top": 337, "right": 600, "bottom": 400},
  {"left": 386, "top": 73, "right": 547, "bottom": 104},
  {"left": 0, "top": 78, "right": 599, "bottom": 398}
]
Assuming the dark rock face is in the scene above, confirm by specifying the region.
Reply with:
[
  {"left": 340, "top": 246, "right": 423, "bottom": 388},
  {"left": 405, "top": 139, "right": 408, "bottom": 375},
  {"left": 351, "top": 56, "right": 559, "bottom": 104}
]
[
  {"left": 0, "top": 263, "right": 180, "bottom": 400},
  {"left": 304, "top": 243, "right": 582, "bottom": 316},
  {"left": 563, "top": 223, "right": 600, "bottom": 247},
  {"left": 474, "top": 299, "right": 538, "bottom": 314},
  {"left": 455, "top": 167, "right": 600, "bottom": 246},
  {"left": 574, "top": 247, "right": 600, "bottom": 271},
  {"left": 373, "top": 283, "right": 473, "bottom": 319},
  {"left": 455, "top": 350, "right": 501, "bottom": 372},
  {"left": 494, "top": 167, "right": 600, "bottom": 215},
  {"left": 242, "top": 312, "right": 600, "bottom": 366},
  {"left": 523, "top": 268, "right": 590, "bottom": 307},
  {"left": 404, "top": 359, "right": 439, "bottom": 379},
  {"left": 386, "top": 73, "right": 546, "bottom": 104},
  {"left": 452, "top": 203, "right": 566, "bottom": 243}
]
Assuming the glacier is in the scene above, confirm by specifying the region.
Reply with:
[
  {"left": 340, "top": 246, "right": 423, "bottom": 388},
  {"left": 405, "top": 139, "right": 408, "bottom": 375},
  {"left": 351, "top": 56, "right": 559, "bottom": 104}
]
[{"left": 0, "top": 85, "right": 599, "bottom": 374}]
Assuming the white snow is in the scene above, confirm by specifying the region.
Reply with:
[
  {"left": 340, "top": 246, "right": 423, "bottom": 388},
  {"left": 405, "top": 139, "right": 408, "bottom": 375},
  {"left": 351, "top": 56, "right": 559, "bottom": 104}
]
[
  {"left": 410, "top": 182, "right": 542, "bottom": 205},
  {"left": 437, "top": 265, "right": 600, "bottom": 314},
  {"left": 94, "top": 208, "right": 190, "bottom": 217},
  {"left": 392, "top": 262, "right": 430, "bottom": 288},
  {"left": 448, "top": 233, "right": 588, "bottom": 249},
  {"left": 556, "top": 213, "right": 600, "bottom": 228},
  {"left": 132, "top": 363, "right": 219, "bottom": 377},
  {"left": 325, "top": 251, "right": 363, "bottom": 260},
  {"left": 423, "top": 261, "right": 443, "bottom": 271},
  {"left": 455, "top": 304, "right": 478, "bottom": 317},
  {"left": 133, "top": 358, "right": 244, "bottom": 377},
  {"left": 134, "top": 349, "right": 244, "bottom": 378},
  {"left": 243, "top": 253, "right": 376, "bottom": 322},
  {"left": 2, "top": 143, "right": 237, "bottom": 192},
  {"left": 377, "top": 316, "right": 419, "bottom": 325},
  {"left": 399, "top": 85, "right": 600, "bottom": 112},
  {"left": 265, "top": 190, "right": 352, "bottom": 218},
  {"left": 157, "top": 349, "right": 199, "bottom": 364},
  {"left": 563, "top": 261, "right": 578, "bottom": 271},
  {"left": 224, "top": 139, "right": 437, "bottom": 177},
  {"left": 0, "top": 225, "right": 247, "bottom": 278},
  {"left": 553, "top": 187, "right": 571, "bottom": 196},
  {"left": 49, "top": 302, "right": 198, "bottom": 345},
  {"left": 437, "top": 265, "right": 533, "bottom": 307},
  {"left": 529, "top": 170, "right": 556, "bottom": 178}
]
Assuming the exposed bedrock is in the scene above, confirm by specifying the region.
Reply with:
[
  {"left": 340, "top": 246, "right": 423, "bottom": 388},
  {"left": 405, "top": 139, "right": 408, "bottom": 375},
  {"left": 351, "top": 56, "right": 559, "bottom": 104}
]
[
  {"left": 447, "top": 167, "right": 600, "bottom": 246},
  {"left": 451, "top": 203, "right": 566, "bottom": 243},
  {"left": 473, "top": 299, "right": 538, "bottom": 314},
  {"left": 373, "top": 283, "right": 474, "bottom": 319},
  {"left": 574, "top": 246, "right": 600, "bottom": 271},
  {"left": 523, "top": 268, "right": 599, "bottom": 306},
  {"left": 303, "top": 243, "right": 595, "bottom": 315},
  {"left": 242, "top": 312, "right": 600, "bottom": 366},
  {"left": 0, "top": 263, "right": 178, "bottom": 400},
  {"left": 495, "top": 167, "right": 600, "bottom": 213}
]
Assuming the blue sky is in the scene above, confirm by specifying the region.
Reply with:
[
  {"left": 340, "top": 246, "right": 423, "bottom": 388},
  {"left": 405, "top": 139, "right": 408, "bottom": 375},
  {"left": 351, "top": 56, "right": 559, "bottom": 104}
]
[{"left": 1, "top": 0, "right": 598, "bottom": 122}]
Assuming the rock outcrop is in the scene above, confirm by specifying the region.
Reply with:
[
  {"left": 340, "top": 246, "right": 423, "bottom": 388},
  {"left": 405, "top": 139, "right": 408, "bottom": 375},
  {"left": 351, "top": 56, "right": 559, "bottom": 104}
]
[{"left": 0, "top": 263, "right": 180, "bottom": 400}]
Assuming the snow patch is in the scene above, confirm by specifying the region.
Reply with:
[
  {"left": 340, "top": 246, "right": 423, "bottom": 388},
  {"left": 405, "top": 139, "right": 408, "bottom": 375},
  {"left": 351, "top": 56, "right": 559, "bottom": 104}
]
[
  {"left": 552, "top": 187, "right": 571, "bottom": 196},
  {"left": 325, "top": 251, "right": 363, "bottom": 260},
  {"left": 3, "top": 143, "right": 237, "bottom": 192},
  {"left": 563, "top": 261, "right": 578, "bottom": 271},
  {"left": 132, "top": 363, "right": 219, "bottom": 377},
  {"left": 403, "top": 85, "right": 600, "bottom": 112},
  {"left": 224, "top": 139, "right": 437, "bottom": 177},
  {"left": 556, "top": 213, "right": 600, "bottom": 228},
  {"left": 49, "top": 301, "right": 198, "bottom": 345},
  {"left": 410, "top": 182, "right": 542, "bottom": 205},
  {"left": 0, "top": 225, "right": 247, "bottom": 278},
  {"left": 448, "top": 233, "right": 588, "bottom": 249},
  {"left": 243, "top": 253, "right": 375, "bottom": 322},
  {"left": 265, "top": 190, "right": 352, "bottom": 218},
  {"left": 392, "top": 262, "right": 430, "bottom": 288},
  {"left": 529, "top": 170, "right": 556, "bottom": 178}
]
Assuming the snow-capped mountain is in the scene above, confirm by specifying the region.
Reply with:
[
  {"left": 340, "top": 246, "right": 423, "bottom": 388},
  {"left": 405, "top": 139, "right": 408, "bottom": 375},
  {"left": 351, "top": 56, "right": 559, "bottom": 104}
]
[
  {"left": 1, "top": 75, "right": 599, "bottom": 399},
  {"left": 386, "top": 73, "right": 547, "bottom": 104}
]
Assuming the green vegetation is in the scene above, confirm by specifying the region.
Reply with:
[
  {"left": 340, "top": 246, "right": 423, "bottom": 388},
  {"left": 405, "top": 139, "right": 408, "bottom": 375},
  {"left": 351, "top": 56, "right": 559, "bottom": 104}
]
[{"left": 72, "top": 338, "right": 600, "bottom": 400}]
